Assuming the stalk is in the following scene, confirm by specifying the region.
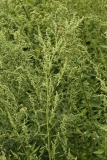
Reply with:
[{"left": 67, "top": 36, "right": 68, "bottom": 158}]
[
  {"left": 20, "top": 0, "right": 30, "bottom": 20},
  {"left": 46, "top": 75, "right": 51, "bottom": 160}
]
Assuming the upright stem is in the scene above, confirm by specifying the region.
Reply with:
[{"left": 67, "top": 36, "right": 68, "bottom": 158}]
[
  {"left": 20, "top": 0, "right": 30, "bottom": 20},
  {"left": 46, "top": 75, "right": 51, "bottom": 160}
]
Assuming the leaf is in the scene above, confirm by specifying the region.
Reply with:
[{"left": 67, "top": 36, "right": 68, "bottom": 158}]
[
  {"left": 93, "top": 149, "right": 104, "bottom": 155},
  {"left": 0, "top": 151, "right": 6, "bottom": 160},
  {"left": 26, "top": 0, "right": 35, "bottom": 5},
  {"left": 100, "top": 45, "right": 107, "bottom": 49},
  {"left": 99, "top": 124, "right": 107, "bottom": 131}
]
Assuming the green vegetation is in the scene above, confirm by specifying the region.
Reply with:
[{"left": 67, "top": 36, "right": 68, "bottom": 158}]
[{"left": 0, "top": 0, "right": 107, "bottom": 159}]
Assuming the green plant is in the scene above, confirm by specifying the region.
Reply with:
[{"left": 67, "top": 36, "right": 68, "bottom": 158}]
[{"left": 0, "top": 0, "right": 107, "bottom": 160}]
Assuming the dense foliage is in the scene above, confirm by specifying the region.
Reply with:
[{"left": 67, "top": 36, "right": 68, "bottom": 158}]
[{"left": 0, "top": 0, "right": 107, "bottom": 159}]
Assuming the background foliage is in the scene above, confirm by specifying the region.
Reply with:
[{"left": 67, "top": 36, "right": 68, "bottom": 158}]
[{"left": 0, "top": 0, "right": 107, "bottom": 159}]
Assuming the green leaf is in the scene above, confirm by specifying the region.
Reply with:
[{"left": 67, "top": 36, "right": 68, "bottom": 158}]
[
  {"left": 93, "top": 149, "right": 104, "bottom": 155},
  {"left": 100, "top": 45, "right": 107, "bottom": 49},
  {"left": 0, "top": 151, "right": 6, "bottom": 160},
  {"left": 26, "top": 0, "right": 35, "bottom": 5}
]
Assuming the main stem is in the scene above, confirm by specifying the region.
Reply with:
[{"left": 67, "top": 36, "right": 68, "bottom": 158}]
[{"left": 46, "top": 75, "right": 51, "bottom": 160}]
